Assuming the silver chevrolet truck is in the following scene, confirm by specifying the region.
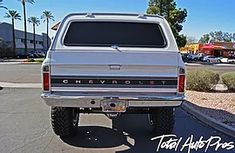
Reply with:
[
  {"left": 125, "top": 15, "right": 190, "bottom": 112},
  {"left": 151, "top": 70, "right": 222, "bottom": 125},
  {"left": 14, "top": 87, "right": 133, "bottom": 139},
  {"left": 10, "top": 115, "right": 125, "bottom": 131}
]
[{"left": 41, "top": 13, "right": 185, "bottom": 137}]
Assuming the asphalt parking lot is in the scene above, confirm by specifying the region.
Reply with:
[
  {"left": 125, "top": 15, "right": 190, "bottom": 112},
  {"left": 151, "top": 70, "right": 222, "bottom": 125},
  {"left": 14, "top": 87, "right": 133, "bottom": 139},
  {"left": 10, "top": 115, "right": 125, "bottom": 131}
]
[
  {"left": 0, "top": 88, "right": 234, "bottom": 153},
  {"left": 0, "top": 64, "right": 41, "bottom": 83},
  {"left": 186, "top": 63, "right": 235, "bottom": 75},
  {"left": 0, "top": 63, "right": 234, "bottom": 153}
]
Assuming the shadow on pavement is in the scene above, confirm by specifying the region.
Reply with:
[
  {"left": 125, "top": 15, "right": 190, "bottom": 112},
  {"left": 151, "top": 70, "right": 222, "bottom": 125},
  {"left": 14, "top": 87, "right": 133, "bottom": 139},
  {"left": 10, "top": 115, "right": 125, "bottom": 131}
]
[
  {"left": 61, "top": 114, "right": 161, "bottom": 153},
  {"left": 61, "top": 126, "right": 129, "bottom": 148},
  {"left": 112, "top": 114, "right": 160, "bottom": 153},
  {"left": 61, "top": 109, "right": 235, "bottom": 153}
]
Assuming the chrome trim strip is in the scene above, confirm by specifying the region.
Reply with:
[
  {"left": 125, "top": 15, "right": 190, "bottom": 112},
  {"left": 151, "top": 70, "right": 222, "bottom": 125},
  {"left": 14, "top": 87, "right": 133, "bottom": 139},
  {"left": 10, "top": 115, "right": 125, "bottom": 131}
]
[
  {"left": 51, "top": 84, "right": 177, "bottom": 88},
  {"left": 51, "top": 75, "right": 177, "bottom": 80},
  {"left": 51, "top": 87, "right": 177, "bottom": 92}
]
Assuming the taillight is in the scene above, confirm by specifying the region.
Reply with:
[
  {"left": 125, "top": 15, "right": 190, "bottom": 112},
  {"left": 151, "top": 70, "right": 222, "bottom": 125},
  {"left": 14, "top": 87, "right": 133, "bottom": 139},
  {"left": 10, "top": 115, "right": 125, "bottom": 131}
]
[
  {"left": 42, "top": 65, "right": 50, "bottom": 91},
  {"left": 178, "top": 75, "right": 185, "bottom": 92},
  {"left": 178, "top": 67, "right": 185, "bottom": 93}
]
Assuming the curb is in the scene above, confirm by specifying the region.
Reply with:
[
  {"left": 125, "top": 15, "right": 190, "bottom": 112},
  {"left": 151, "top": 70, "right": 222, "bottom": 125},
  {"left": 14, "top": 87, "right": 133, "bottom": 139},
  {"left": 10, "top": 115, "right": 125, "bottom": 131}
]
[
  {"left": 0, "top": 62, "right": 41, "bottom": 65},
  {"left": 185, "top": 63, "right": 202, "bottom": 66},
  {"left": 214, "top": 64, "right": 235, "bottom": 67},
  {"left": 185, "top": 63, "right": 235, "bottom": 67},
  {"left": 0, "top": 62, "right": 21, "bottom": 65},
  {"left": 181, "top": 101, "right": 235, "bottom": 138},
  {"left": 0, "top": 82, "right": 41, "bottom": 89},
  {"left": 21, "top": 62, "right": 42, "bottom": 65}
]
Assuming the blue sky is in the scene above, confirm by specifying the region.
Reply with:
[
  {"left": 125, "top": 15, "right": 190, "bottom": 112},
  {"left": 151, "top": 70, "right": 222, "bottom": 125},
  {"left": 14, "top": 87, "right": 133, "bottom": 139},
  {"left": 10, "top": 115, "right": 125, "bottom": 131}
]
[{"left": 0, "top": 0, "right": 235, "bottom": 40}]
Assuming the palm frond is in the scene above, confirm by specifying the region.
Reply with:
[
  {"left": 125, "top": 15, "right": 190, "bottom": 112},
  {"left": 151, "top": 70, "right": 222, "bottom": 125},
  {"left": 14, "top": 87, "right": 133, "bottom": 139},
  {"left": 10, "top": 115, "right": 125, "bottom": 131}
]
[
  {"left": 4, "top": 10, "right": 21, "bottom": 20},
  {"left": 4, "top": 13, "right": 11, "bottom": 18},
  {"left": 0, "top": 5, "right": 8, "bottom": 10},
  {"left": 41, "top": 10, "right": 54, "bottom": 21},
  {"left": 28, "top": 16, "right": 40, "bottom": 26},
  {"left": 18, "top": 0, "right": 35, "bottom": 4},
  {"left": 25, "top": 0, "right": 35, "bottom": 4},
  {"left": 15, "top": 16, "right": 21, "bottom": 20}
]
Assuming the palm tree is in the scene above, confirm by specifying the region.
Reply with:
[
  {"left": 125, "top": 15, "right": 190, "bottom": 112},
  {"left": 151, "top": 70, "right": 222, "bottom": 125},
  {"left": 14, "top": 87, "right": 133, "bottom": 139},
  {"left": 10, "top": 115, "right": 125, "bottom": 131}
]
[
  {"left": 28, "top": 17, "right": 40, "bottom": 51},
  {"left": 18, "top": 0, "right": 35, "bottom": 55},
  {"left": 4, "top": 10, "right": 21, "bottom": 56},
  {"left": 41, "top": 10, "right": 54, "bottom": 49}
]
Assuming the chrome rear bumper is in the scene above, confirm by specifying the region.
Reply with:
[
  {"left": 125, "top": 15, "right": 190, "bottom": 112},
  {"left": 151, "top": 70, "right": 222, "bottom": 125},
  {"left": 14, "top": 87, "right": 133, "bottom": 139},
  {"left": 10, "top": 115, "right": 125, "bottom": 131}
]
[{"left": 41, "top": 92, "right": 184, "bottom": 108}]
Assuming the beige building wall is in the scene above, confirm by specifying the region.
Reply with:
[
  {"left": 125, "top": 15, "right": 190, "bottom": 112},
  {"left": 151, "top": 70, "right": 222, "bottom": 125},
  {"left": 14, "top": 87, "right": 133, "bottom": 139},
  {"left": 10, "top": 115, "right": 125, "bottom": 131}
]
[{"left": 180, "top": 43, "right": 202, "bottom": 54}]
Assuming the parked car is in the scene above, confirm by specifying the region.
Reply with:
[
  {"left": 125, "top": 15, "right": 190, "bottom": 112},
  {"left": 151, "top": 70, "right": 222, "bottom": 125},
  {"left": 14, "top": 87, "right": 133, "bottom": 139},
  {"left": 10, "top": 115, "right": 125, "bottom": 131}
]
[
  {"left": 186, "top": 53, "right": 198, "bottom": 61},
  {"left": 228, "top": 58, "right": 235, "bottom": 63},
  {"left": 228, "top": 55, "right": 235, "bottom": 63},
  {"left": 35, "top": 51, "right": 46, "bottom": 58},
  {"left": 219, "top": 57, "right": 228, "bottom": 63},
  {"left": 30, "top": 51, "right": 46, "bottom": 58},
  {"left": 196, "top": 53, "right": 206, "bottom": 61},
  {"left": 203, "top": 55, "right": 220, "bottom": 63},
  {"left": 181, "top": 53, "right": 189, "bottom": 62},
  {"left": 16, "top": 54, "right": 27, "bottom": 59},
  {"left": 221, "top": 58, "right": 235, "bottom": 63},
  {"left": 27, "top": 52, "right": 34, "bottom": 58}
]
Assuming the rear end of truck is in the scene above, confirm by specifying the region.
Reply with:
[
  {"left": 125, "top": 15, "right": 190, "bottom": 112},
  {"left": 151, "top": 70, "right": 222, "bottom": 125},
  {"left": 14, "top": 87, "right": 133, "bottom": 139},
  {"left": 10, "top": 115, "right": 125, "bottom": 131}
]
[{"left": 41, "top": 13, "right": 185, "bottom": 137}]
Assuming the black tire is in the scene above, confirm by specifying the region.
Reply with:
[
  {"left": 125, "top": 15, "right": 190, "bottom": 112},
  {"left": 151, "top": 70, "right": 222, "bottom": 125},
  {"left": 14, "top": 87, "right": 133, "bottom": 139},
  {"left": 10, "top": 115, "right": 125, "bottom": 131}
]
[
  {"left": 148, "top": 107, "right": 175, "bottom": 135},
  {"left": 51, "top": 107, "right": 79, "bottom": 137}
]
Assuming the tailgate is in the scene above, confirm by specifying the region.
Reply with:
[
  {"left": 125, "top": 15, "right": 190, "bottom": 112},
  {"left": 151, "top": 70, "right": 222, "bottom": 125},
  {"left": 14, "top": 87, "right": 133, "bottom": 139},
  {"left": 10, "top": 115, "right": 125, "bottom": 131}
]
[{"left": 50, "top": 50, "right": 179, "bottom": 94}]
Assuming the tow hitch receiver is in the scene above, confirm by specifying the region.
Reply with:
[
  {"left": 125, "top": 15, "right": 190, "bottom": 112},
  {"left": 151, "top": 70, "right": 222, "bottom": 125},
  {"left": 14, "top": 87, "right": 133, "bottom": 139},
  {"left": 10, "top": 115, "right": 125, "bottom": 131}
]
[{"left": 101, "top": 99, "right": 128, "bottom": 112}]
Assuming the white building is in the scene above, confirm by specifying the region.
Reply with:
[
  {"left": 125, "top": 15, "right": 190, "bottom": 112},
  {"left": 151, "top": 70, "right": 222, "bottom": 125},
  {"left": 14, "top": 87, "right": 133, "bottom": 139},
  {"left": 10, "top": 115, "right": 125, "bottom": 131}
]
[{"left": 0, "top": 22, "right": 51, "bottom": 55}]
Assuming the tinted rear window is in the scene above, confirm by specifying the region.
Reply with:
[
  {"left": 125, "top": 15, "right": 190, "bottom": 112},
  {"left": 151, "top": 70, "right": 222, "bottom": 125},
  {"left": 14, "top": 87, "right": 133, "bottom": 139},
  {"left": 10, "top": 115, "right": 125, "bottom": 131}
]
[{"left": 64, "top": 22, "right": 167, "bottom": 48}]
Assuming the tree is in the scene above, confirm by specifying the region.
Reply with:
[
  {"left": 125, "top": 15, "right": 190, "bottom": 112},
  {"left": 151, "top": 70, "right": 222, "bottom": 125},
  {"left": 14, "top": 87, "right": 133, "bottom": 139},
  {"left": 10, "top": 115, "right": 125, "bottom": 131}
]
[
  {"left": 28, "top": 17, "right": 40, "bottom": 51},
  {"left": 176, "top": 34, "right": 187, "bottom": 48},
  {"left": 222, "top": 32, "right": 233, "bottom": 42},
  {"left": 0, "top": 37, "right": 5, "bottom": 57},
  {"left": 232, "top": 33, "right": 235, "bottom": 42},
  {"left": 209, "top": 31, "right": 233, "bottom": 42},
  {"left": 41, "top": 10, "right": 54, "bottom": 49},
  {"left": 147, "top": 0, "right": 164, "bottom": 15},
  {"left": 0, "top": 38, "right": 13, "bottom": 58},
  {"left": 199, "top": 31, "right": 234, "bottom": 43},
  {"left": 198, "top": 34, "right": 210, "bottom": 43},
  {"left": 209, "top": 31, "right": 223, "bottom": 42},
  {"left": 18, "top": 0, "right": 35, "bottom": 55},
  {"left": 4, "top": 10, "right": 21, "bottom": 56},
  {"left": 146, "top": 0, "right": 187, "bottom": 48}
]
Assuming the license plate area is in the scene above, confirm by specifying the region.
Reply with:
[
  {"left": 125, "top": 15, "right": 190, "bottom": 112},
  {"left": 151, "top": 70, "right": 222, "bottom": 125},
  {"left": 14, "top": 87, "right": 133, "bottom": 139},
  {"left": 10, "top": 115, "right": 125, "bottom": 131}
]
[{"left": 101, "top": 99, "right": 128, "bottom": 112}]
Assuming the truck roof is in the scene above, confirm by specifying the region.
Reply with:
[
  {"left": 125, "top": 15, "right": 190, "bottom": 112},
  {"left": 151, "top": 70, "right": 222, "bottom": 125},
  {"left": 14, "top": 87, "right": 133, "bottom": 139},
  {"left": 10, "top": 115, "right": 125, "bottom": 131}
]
[
  {"left": 52, "top": 13, "right": 164, "bottom": 31},
  {"left": 61, "top": 12, "right": 164, "bottom": 25},
  {"left": 64, "top": 12, "right": 163, "bottom": 19},
  {"left": 51, "top": 13, "right": 164, "bottom": 31}
]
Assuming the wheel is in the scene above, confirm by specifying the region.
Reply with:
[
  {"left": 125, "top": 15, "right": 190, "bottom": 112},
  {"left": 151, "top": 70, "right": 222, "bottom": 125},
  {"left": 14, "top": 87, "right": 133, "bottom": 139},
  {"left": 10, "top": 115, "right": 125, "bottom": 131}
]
[
  {"left": 51, "top": 107, "right": 79, "bottom": 137},
  {"left": 207, "top": 59, "right": 210, "bottom": 63},
  {"left": 148, "top": 107, "right": 175, "bottom": 135}
]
